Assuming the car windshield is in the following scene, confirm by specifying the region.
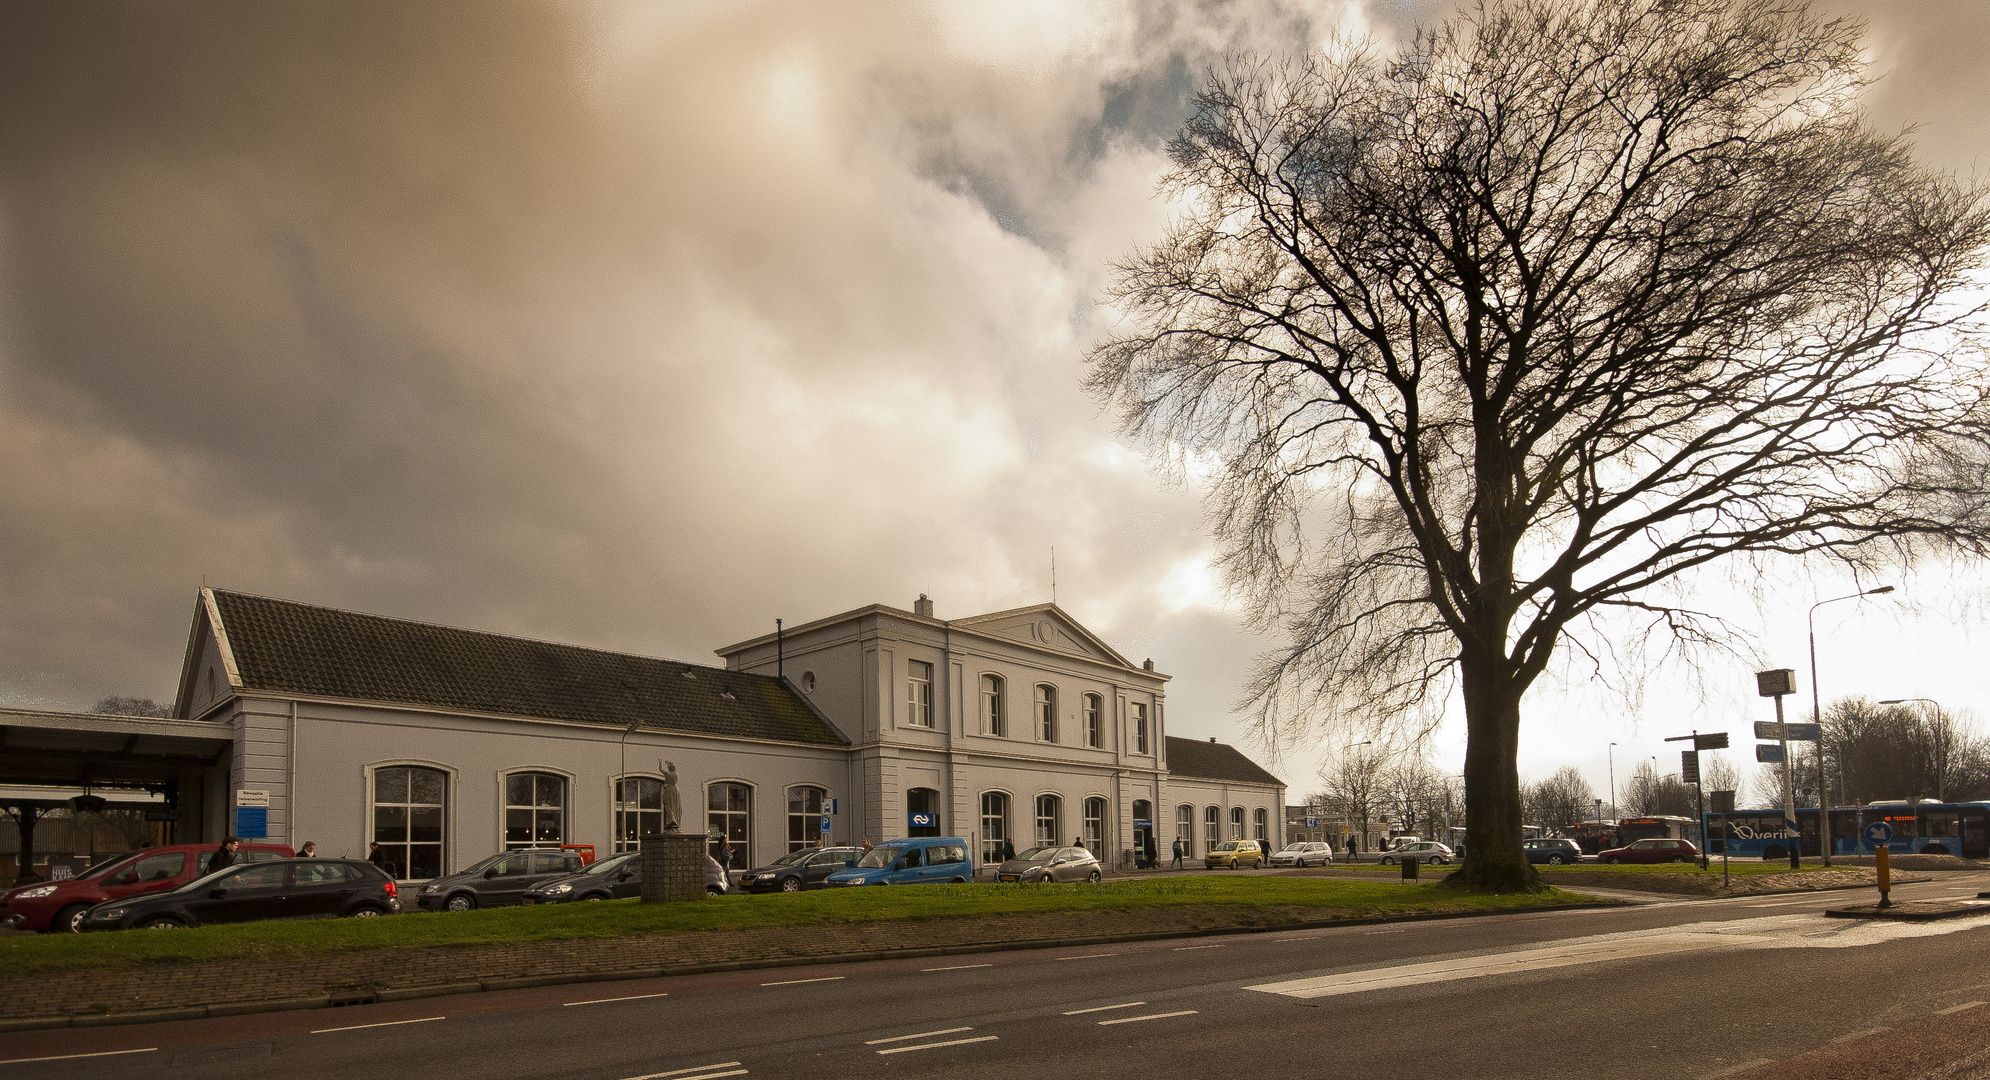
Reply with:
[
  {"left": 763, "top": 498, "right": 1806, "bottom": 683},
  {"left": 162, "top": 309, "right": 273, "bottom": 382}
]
[
  {"left": 581, "top": 853, "right": 639, "bottom": 876},
  {"left": 1214, "top": 842, "right": 1237, "bottom": 851},
  {"left": 80, "top": 852, "right": 144, "bottom": 880},
  {"left": 767, "top": 849, "right": 815, "bottom": 869},
  {"left": 1015, "top": 847, "right": 1059, "bottom": 863},
  {"left": 172, "top": 862, "right": 265, "bottom": 894},
  {"left": 854, "top": 845, "right": 905, "bottom": 869}
]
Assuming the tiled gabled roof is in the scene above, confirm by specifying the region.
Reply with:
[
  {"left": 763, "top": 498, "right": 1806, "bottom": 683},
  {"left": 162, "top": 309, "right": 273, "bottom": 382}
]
[
  {"left": 207, "top": 591, "right": 846, "bottom": 746},
  {"left": 1166, "top": 735, "right": 1281, "bottom": 786}
]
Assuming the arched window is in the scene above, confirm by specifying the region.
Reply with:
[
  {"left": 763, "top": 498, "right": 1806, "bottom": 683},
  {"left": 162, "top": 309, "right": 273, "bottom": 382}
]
[
  {"left": 1230, "top": 806, "right": 1246, "bottom": 840},
  {"left": 1083, "top": 694, "right": 1103, "bottom": 748},
  {"left": 980, "top": 791, "right": 1010, "bottom": 864},
  {"left": 708, "top": 782, "right": 753, "bottom": 867},
  {"left": 1176, "top": 804, "right": 1195, "bottom": 855},
  {"left": 1035, "top": 684, "right": 1058, "bottom": 742},
  {"left": 1035, "top": 794, "right": 1061, "bottom": 846},
  {"left": 981, "top": 675, "right": 1006, "bottom": 736},
  {"left": 503, "top": 771, "right": 567, "bottom": 850},
  {"left": 787, "top": 785, "right": 828, "bottom": 852},
  {"left": 1253, "top": 807, "right": 1269, "bottom": 847},
  {"left": 372, "top": 765, "right": 446, "bottom": 879},
  {"left": 1084, "top": 797, "right": 1108, "bottom": 858},
  {"left": 1204, "top": 805, "right": 1221, "bottom": 848},
  {"left": 907, "top": 787, "right": 942, "bottom": 837},
  {"left": 614, "top": 775, "right": 665, "bottom": 853}
]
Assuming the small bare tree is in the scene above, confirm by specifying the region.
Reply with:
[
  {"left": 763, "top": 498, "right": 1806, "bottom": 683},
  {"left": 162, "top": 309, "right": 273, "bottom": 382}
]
[
  {"left": 1525, "top": 766, "right": 1595, "bottom": 834},
  {"left": 1316, "top": 745, "right": 1389, "bottom": 845},
  {"left": 1089, "top": 0, "right": 1990, "bottom": 890}
]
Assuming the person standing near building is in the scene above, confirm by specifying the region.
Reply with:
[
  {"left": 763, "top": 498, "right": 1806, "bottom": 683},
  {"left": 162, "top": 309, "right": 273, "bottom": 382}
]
[
  {"left": 1169, "top": 836, "right": 1184, "bottom": 869},
  {"left": 210, "top": 836, "right": 240, "bottom": 871},
  {"left": 297, "top": 841, "right": 317, "bottom": 858}
]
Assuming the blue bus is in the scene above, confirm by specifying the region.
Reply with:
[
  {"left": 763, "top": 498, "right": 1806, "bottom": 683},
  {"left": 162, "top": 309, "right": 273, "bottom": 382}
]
[{"left": 1701, "top": 801, "right": 1990, "bottom": 860}]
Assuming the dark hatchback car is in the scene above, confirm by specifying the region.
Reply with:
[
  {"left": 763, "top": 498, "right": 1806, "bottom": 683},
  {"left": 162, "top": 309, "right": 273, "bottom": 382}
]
[
  {"left": 417, "top": 848, "right": 587, "bottom": 912},
  {"left": 81, "top": 859, "right": 398, "bottom": 931},
  {"left": 737, "top": 846, "right": 862, "bottom": 893},
  {"left": 521, "top": 851, "right": 731, "bottom": 903},
  {"left": 1524, "top": 838, "right": 1586, "bottom": 865}
]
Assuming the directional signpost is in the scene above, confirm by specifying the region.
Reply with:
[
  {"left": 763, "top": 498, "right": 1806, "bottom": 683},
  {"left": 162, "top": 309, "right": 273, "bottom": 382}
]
[
  {"left": 1663, "top": 731, "right": 1728, "bottom": 869},
  {"left": 1865, "top": 821, "right": 1895, "bottom": 907},
  {"left": 1756, "top": 669, "right": 1802, "bottom": 868}
]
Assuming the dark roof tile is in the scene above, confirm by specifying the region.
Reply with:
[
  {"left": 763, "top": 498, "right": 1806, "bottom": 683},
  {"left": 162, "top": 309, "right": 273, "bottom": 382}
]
[
  {"left": 1166, "top": 735, "right": 1281, "bottom": 786},
  {"left": 209, "top": 591, "right": 845, "bottom": 746}
]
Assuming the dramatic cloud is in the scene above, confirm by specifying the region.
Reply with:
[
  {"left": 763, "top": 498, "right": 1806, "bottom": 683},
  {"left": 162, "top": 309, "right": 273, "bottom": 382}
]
[{"left": 2, "top": 0, "right": 1985, "bottom": 795}]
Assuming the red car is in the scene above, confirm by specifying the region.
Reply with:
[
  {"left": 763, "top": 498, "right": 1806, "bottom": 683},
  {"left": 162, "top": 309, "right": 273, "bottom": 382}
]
[
  {"left": 2, "top": 842, "right": 294, "bottom": 933},
  {"left": 1597, "top": 838, "right": 1700, "bottom": 864}
]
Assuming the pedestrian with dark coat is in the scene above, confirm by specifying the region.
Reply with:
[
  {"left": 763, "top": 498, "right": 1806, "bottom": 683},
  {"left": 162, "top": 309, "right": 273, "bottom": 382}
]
[
  {"left": 1170, "top": 836, "right": 1184, "bottom": 870},
  {"left": 367, "top": 842, "right": 390, "bottom": 870},
  {"left": 210, "top": 836, "right": 240, "bottom": 871},
  {"left": 1001, "top": 838, "right": 1015, "bottom": 862}
]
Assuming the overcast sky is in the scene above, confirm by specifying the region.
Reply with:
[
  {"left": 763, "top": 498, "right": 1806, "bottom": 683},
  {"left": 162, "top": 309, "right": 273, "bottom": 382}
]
[{"left": 3, "top": 0, "right": 1987, "bottom": 806}]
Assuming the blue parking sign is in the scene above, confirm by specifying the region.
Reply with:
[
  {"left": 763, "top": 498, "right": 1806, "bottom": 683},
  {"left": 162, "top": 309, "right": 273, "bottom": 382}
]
[{"left": 820, "top": 814, "right": 831, "bottom": 833}]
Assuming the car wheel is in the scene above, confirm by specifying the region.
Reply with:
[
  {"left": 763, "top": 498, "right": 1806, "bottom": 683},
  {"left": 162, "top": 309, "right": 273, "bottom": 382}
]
[
  {"left": 349, "top": 906, "right": 387, "bottom": 918},
  {"left": 705, "top": 886, "right": 722, "bottom": 898},
  {"left": 1546, "top": 855, "right": 1566, "bottom": 865},
  {"left": 1762, "top": 845, "right": 1785, "bottom": 862},
  {"left": 950, "top": 876, "right": 966, "bottom": 884},
  {"left": 781, "top": 877, "right": 802, "bottom": 893},
  {"left": 1380, "top": 856, "right": 1394, "bottom": 865},
  {"left": 1434, "top": 857, "right": 1449, "bottom": 865},
  {"left": 54, "top": 904, "right": 89, "bottom": 934},
  {"left": 1670, "top": 856, "right": 1689, "bottom": 863},
  {"left": 1087, "top": 869, "right": 1102, "bottom": 883},
  {"left": 445, "top": 894, "right": 476, "bottom": 912},
  {"left": 873, "top": 880, "right": 891, "bottom": 885},
  {"left": 1602, "top": 856, "right": 1620, "bottom": 865},
  {"left": 141, "top": 916, "right": 184, "bottom": 929}
]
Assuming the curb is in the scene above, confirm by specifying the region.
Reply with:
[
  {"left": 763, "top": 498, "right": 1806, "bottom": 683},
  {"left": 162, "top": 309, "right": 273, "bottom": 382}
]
[{"left": 0, "top": 899, "right": 1622, "bottom": 1032}]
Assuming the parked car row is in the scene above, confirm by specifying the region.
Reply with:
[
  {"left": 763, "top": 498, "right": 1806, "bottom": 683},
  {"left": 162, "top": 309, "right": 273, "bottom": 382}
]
[{"left": 1, "top": 841, "right": 295, "bottom": 933}]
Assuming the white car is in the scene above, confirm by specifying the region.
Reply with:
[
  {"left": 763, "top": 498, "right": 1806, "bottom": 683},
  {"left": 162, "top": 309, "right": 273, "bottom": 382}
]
[
  {"left": 1377, "top": 841, "right": 1454, "bottom": 865},
  {"left": 1268, "top": 842, "right": 1335, "bottom": 868}
]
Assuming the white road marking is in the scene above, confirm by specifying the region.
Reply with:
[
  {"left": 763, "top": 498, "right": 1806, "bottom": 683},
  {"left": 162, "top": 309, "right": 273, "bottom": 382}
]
[
  {"left": 311, "top": 1015, "right": 446, "bottom": 1034},
  {"left": 0, "top": 1048, "right": 158, "bottom": 1065},
  {"left": 759, "top": 976, "right": 845, "bottom": 986},
  {"left": 875, "top": 1036, "right": 1000, "bottom": 1055},
  {"left": 1173, "top": 944, "right": 1224, "bottom": 951},
  {"left": 1056, "top": 952, "right": 1117, "bottom": 961},
  {"left": 1939, "top": 1001, "right": 1987, "bottom": 1014},
  {"left": 618, "top": 1065, "right": 745, "bottom": 1080},
  {"left": 921, "top": 963, "right": 994, "bottom": 972},
  {"left": 1098, "top": 1010, "right": 1198, "bottom": 1025},
  {"left": 565, "top": 991, "right": 670, "bottom": 1006},
  {"left": 865, "top": 1027, "right": 974, "bottom": 1044},
  {"left": 1063, "top": 1002, "right": 1146, "bottom": 1015},
  {"left": 1249, "top": 933, "right": 1759, "bottom": 999}
]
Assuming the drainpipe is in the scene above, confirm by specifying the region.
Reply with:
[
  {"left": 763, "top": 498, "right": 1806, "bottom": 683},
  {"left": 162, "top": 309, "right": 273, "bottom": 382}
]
[{"left": 776, "top": 619, "right": 784, "bottom": 681}]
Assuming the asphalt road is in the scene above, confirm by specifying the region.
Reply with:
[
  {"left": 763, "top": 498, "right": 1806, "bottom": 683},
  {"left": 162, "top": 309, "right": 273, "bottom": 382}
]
[{"left": 4, "top": 873, "right": 1988, "bottom": 1080}]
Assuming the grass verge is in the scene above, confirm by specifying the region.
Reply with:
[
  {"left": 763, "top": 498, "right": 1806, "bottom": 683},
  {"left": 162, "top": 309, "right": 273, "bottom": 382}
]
[{"left": 0, "top": 877, "right": 1608, "bottom": 976}]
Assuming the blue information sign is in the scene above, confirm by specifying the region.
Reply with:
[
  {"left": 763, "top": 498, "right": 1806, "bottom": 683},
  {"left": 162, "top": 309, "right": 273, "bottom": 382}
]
[
  {"left": 908, "top": 811, "right": 936, "bottom": 828},
  {"left": 819, "top": 814, "right": 831, "bottom": 833},
  {"left": 234, "top": 806, "right": 268, "bottom": 839},
  {"left": 1306, "top": 817, "right": 1319, "bottom": 829},
  {"left": 1864, "top": 821, "right": 1893, "bottom": 846}
]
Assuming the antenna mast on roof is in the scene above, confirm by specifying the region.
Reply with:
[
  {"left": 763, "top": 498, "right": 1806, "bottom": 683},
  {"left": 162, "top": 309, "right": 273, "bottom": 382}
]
[
  {"left": 1051, "top": 547, "right": 1057, "bottom": 605},
  {"left": 776, "top": 618, "right": 784, "bottom": 681}
]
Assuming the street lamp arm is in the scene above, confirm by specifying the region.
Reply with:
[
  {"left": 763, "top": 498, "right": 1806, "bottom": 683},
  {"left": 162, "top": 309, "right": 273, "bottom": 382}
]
[{"left": 1806, "top": 585, "right": 1893, "bottom": 867}]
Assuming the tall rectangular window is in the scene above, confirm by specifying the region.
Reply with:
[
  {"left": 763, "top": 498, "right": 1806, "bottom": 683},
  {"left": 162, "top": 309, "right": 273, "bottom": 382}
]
[
  {"left": 503, "top": 772, "right": 566, "bottom": 850},
  {"left": 1083, "top": 694, "right": 1102, "bottom": 748},
  {"left": 788, "top": 786, "right": 827, "bottom": 852},
  {"left": 708, "top": 782, "right": 753, "bottom": 868},
  {"left": 1204, "top": 805, "right": 1220, "bottom": 848},
  {"left": 1176, "top": 804, "right": 1195, "bottom": 855},
  {"left": 980, "top": 675, "right": 1005, "bottom": 736},
  {"left": 1132, "top": 703, "right": 1149, "bottom": 754},
  {"left": 1035, "top": 684, "right": 1057, "bottom": 742},
  {"left": 614, "top": 776, "right": 664, "bottom": 853},
  {"left": 373, "top": 766, "right": 447, "bottom": 879},
  {"left": 1035, "top": 794, "right": 1061, "bottom": 846},
  {"left": 906, "top": 660, "right": 933, "bottom": 728}
]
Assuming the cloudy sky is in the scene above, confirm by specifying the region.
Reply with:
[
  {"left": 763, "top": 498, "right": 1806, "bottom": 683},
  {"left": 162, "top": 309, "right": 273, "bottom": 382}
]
[{"left": 3, "top": 0, "right": 1987, "bottom": 805}]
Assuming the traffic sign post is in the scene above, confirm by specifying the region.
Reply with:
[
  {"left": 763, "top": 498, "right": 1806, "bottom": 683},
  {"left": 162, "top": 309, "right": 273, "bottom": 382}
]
[
  {"left": 1757, "top": 669, "right": 1802, "bottom": 869},
  {"left": 1867, "top": 823, "right": 1894, "bottom": 909}
]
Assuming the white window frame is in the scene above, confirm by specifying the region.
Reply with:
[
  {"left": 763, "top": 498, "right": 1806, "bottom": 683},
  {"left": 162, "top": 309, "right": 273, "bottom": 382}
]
[
  {"left": 906, "top": 660, "right": 934, "bottom": 728},
  {"left": 368, "top": 761, "right": 452, "bottom": 879},
  {"left": 1132, "top": 702, "right": 1149, "bottom": 754},
  {"left": 1035, "top": 793, "right": 1061, "bottom": 846},
  {"left": 980, "top": 674, "right": 1006, "bottom": 737},
  {"left": 707, "top": 779, "right": 755, "bottom": 868},
  {"left": 1083, "top": 797, "right": 1108, "bottom": 858},
  {"left": 980, "top": 790, "right": 1011, "bottom": 864},
  {"left": 612, "top": 772, "right": 666, "bottom": 853},
  {"left": 500, "top": 768, "right": 571, "bottom": 851},
  {"left": 787, "top": 785, "right": 828, "bottom": 853},
  {"left": 1204, "top": 805, "right": 1221, "bottom": 848},
  {"left": 1035, "top": 683, "right": 1057, "bottom": 742},
  {"left": 1083, "top": 694, "right": 1103, "bottom": 748}
]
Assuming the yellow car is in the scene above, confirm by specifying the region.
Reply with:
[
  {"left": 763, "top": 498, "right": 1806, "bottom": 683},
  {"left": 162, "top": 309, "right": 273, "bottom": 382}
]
[{"left": 1203, "top": 840, "right": 1263, "bottom": 869}]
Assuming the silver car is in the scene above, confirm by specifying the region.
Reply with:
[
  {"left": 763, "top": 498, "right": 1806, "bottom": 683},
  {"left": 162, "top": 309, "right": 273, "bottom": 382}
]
[
  {"left": 1377, "top": 841, "right": 1454, "bottom": 865},
  {"left": 994, "top": 845, "right": 1103, "bottom": 883},
  {"left": 1268, "top": 841, "right": 1334, "bottom": 868}
]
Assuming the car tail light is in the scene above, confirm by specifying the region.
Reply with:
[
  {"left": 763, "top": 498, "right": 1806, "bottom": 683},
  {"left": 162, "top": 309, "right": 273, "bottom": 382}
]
[{"left": 383, "top": 880, "right": 397, "bottom": 897}]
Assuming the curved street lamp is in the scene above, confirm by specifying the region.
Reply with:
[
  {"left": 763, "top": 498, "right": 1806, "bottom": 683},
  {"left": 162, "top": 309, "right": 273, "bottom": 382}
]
[{"left": 1809, "top": 585, "right": 1895, "bottom": 865}]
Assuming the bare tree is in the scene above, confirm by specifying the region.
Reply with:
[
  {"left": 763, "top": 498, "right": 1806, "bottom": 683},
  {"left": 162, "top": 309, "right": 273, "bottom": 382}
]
[
  {"left": 1823, "top": 697, "right": 1990, "bottom": 804},
  {"left": 1626, "top": 760, "right": 1698, "bottom": 817},
  {"left": 1316, "top": 745, "right": 1389, "bottom": 844},
  {"left": 1379, "top": 753, "right": 1451, "bottom": 835},
  {"left": 1701, "top": 752, "right": 1741, "bottom": 800},
  {"left": 1525, "top": 766, "right": 1595, "bottom": 834},
  {"left": 91, "top": 695, "right": 170, "bottom": 718},
  {"left": 1088, "top": 0, "right": 1990, "bottom": 890}
]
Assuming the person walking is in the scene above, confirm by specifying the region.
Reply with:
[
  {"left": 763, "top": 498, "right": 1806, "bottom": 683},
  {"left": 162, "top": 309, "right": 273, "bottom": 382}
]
[
  {"left": 297, "top": 841, "right": 317, "bottom": 858},
  {"left": 1169, "top": 836, "right": 1184, "bottom": 870},
  {"left": 1001, "top": 838, "right": 1015, "bottom": 862},
  {"left": 210, "top": 836, "right": 240, "bottom": 871},
  {"left": 367, "top": 842, "right": 390, "bottom": 870}
]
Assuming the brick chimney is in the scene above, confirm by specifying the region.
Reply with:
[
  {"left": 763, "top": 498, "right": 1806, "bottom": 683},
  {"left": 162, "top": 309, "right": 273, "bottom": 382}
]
[{"left": 914, "top": 594, "right": 934, "bottom": 618}]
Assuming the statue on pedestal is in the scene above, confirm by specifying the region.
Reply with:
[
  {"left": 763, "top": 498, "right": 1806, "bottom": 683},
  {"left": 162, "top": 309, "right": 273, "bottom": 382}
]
[{"left": 659, "top": 759, "right": 681, "bottom": 831}]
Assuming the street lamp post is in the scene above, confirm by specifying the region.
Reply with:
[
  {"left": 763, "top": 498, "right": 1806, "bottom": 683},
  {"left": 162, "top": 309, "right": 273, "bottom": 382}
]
[
  {"left": 1608, "top": 743, "right": 1617, "bottom": 821},
  {"left": 1809, "top": 585, "right": 1895, "bottom": 866}
]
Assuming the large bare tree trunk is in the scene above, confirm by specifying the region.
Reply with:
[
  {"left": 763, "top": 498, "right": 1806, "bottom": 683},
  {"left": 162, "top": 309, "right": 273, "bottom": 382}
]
[{"left": 1449, "top": 657, "right": 1540, "bottom": 892}]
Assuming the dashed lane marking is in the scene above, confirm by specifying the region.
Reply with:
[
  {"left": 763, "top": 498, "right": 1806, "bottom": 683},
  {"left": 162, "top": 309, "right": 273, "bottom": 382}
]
[
  {"left": 1173, "top": 944, "right": 1225, "bottom": 951},
  {"left": 759, "top": 976, "right": 845, "bottom": 986},
  {"left": 875, "top": 1036, "right": 1000, "bottom": 1055},
  {"left": 1098, "top": 1010, "right": 1198, "bottom": 1026},
  {"left": 0, "top": 1048, "right": 158, "bottom": 1065},
  {"left": 865, "top": 1027, "right": 974, "bottom": 1045},
  {"left": 566, "top": 991, "right": 670, "bottom": 1006},
  {"left": 311, "top": 1016, "right": 446, "bottom": 1034},
  {"left": 1939, "top": 1001, "right": 1987, "bottom": 1015},
  {"left": 921, "top": 963, "right": 994, "bottom": 972},
  {"left": 617, "top": 1064, "right": 745, "bottom": 1080},
  {"left": 1063, "top": 1002, "right": 1145, "bottom": 1015},
  {"left": 1055, "top": 953, "right": 1117, "bottom": 961}
]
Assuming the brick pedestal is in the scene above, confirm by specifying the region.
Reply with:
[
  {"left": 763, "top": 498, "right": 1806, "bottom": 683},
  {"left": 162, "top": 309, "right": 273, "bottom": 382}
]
[{"left": 640, "top": 832, "right": 707, "bottom": 902}]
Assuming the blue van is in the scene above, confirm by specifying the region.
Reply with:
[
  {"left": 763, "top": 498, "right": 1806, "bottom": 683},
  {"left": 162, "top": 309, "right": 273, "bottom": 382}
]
[{"left": 823, "top": 837, "right": 974, "bottom": 886}]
